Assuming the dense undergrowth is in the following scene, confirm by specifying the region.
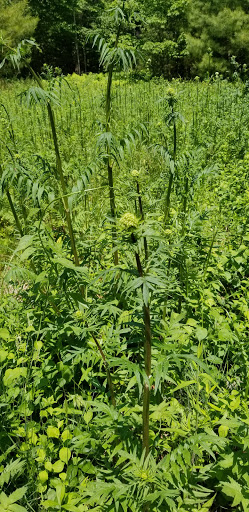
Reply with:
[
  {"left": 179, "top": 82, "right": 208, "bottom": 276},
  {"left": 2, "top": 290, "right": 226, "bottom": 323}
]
[{"left": 1, "top": 63, "right": 249, "bottom": 512}]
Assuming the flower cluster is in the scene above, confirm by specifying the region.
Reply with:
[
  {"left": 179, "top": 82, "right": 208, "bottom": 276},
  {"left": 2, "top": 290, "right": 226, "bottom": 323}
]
[
  {"left": 166, "top": 87, "right": 177, "bottom": 106},
  {"left": 131, "top": 169, "right": 140, "bottom": 178},
  {"left": 120, "top": 212, "right": 139, "bottom": 231}
]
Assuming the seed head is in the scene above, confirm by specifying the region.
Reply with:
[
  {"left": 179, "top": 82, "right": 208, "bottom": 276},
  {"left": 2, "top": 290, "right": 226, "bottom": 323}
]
[{"left": 120, "top": 213, "right": 139, "bottom": 231}]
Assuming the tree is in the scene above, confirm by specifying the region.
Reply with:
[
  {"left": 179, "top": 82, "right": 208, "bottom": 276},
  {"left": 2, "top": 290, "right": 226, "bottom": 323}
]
[
  {"left": 186, "top": 1, "right": 249, "bottom": 77},
  {"left": 28, "top": 0, "right": 104, "bottom": 74},
  {"left": 137, "top": 0, "right": 188, "bottom": 78},
  {"left": 0, "top": 0, "right": 37, "bottom": 57}
]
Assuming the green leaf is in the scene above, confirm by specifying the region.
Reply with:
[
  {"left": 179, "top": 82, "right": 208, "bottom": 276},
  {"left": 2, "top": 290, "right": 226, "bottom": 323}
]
[
  {"left": 0, "top": 328, "right": 10, "bottom": 340},
  {"left": 0, "top": 349, "right": 8, "bottom": 362},
  {"left": 197, "top": 342, "right": 203, "bottom": 359},
  {"left": 62, "top": 506, "right": 80, "bottom": 512},
  {"left": 59, "top": 448, "right": 71, "bottom": 464},
  {"left": 47, "top": 426, "right": 60, "bottom": 438},
  {"left": 9, "top": 505, "right": 28, "bottom": 512},
  {"left": 42, "top": 500, "right": 60, "bottom": 509},
  {"left": 44, "top": 461, "right": 53, "bottom": 472},
  {"left": 53, "top": 257, "right": 76, "bottom": 270},
  {"left": 56, "top": 482, "right": 65, "bottom": 506},
  {"left": 171, "top": 380, "right": 196, "bottom": 392},
  {"left": 218, "top": 425, "right": 229, "bottom": 438},
  {"left": 221, "top": 477, "right": 243, "bottom": 507},
  {"left": 84, "top": 409, "right": 93, "bottom": 425},
  {"left": 3, "top": 367, "right": 27, "bottom": 387},
  {"left": 0, "top": 492, "right": 9, "bottom": 507},
  {"left": 142, "top": 282, "right": 150, "bottom": 306},
  {"left": 6, "top": 486, "right": 27, "bottom": 505},
  {"left": 38, "top": 471, "right": 48, "bottom": 483},
  {"left": 61, "top": 430, "right": 72, "bottom": 442},
  {"left": 196, "top": 327, "right": 208, "bottom": 342},
  {"left": 219, "top": 452, "right": 234, "bottom": 468},
  {"left": 53, "top": 460, "right": 64, "bottom": 473}
]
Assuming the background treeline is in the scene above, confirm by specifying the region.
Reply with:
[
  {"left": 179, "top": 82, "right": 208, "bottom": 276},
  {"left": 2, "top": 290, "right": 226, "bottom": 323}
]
[{"left": 1, "top": 0, "right": 249, "bottom": 79}]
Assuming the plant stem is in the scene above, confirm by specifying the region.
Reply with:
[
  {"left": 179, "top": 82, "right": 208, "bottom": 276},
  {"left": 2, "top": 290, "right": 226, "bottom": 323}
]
[
  {"left": 164, "top": 170, "right": 174, "bottom": 225},
  {"left": 6, "top": 189, "right": 24, "bottom": 236},
  {"left": 136, "top": 180, "right": 148, "bottom": 261},
  {"left": 177, "top": 174, "right": 189, "bottom": 313},
  {"left": 91, "top": 332, "right": 116, "bottom": 407},
  {"left": 164, "top": 106, "right": 177, "bottom": 225},
  {"left": 105, "top": 13, "right": 123, "bottom": 266},
  {"left": 46, "top": 102, "right": 80, "bottom": 267},
  {"left": 26, "top": 63, "right": 81, "bottom": 268},
  {"left": 134, "top": 250, "right": 152, "bottom": 456}
]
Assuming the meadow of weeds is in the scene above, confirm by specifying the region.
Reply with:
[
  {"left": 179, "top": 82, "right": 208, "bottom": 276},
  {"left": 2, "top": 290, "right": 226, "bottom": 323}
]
[{"left": 1, "top": 69, "right": 249, "bottom": 511}]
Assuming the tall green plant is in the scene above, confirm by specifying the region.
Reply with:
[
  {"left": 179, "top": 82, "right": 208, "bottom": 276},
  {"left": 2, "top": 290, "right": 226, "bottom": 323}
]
[
  {"left": 163, "top": 88, "right": 181, "bottom": 225},
  {"left": 121, "top": 211, "right": 151, "bottom": 457},
  {"left": 0, "top": 40, "right": 80, "bottom": 268},
  {"left": 93, "top": 2, "right": 137, "bottom": 264}
]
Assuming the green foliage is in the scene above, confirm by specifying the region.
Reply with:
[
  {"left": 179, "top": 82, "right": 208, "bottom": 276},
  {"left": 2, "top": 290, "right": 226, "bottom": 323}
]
[
  {"left": 0, "top": 0, "right": 37, "bottom": 75},
  {"left": 186, "top": 1, "right": 249, "bottom": 77},
  {"left": 2, "top": 53, "right": 249, "bottom": 511}
]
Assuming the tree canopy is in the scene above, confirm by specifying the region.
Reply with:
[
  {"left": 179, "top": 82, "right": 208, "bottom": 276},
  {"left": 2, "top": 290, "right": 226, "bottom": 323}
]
[
  {"left": 2, "top": 0, "right": 249, "bottom": 78},
  {"left": 0, "top": 0, "right": 37, "bottom": 48}
]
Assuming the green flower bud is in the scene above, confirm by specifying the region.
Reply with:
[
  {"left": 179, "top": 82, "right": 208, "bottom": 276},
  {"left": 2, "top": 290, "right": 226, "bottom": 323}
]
[
  {"left": 120, "top": 213, "right": 139, "bottom": 231},
  {"left": 166, "top": 87, "right": 177, "bottom": 106},
  {"left": 131, "top": 169, "right": 140, "bottom": 178},
  {"left": 74, "top": 310, "right": 85, "bottom": 322}
]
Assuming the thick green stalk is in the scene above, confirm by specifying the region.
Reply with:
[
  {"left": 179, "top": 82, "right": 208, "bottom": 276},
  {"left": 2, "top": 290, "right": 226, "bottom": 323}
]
[
  {"left": 46, "top": 103, "right": 80, "bottom": 266},
  {"left": 162, "top": 258, "right": 171, "bottom": 322},
  {"left": 6, "top": 189, "right": 24, "bottom": 236},
  {"left": 107, "top": 158, "right": 118, "bottom": 266},
  {"left": 182, "top": 175, "right": 189, "bottom": 235},
  {"left": 105, "top": 12, "right": 123, "bottom": 266},
  {"left": 26, "top": 63, "right": 80, "bottom": 268},
  {"left": 177, "top": 174, "right": 189, "bottom": 313},
  {"left": 164, "top": 109, "right": 177, "bottom": 225},
  {"left": 136, "top": 180, "right": 148, "bottom": 261},
  {"left": 92, "top": 332, "right": 116, "bottom": 407},
  {"left": 142, "top": 304, "right": 151, "bottom": 455},
  {"left": 134, "top": 250, "right": 152, "bottom": 456},
  {"left": 164, "top": 170, "right": 174, "bottom": 225}
]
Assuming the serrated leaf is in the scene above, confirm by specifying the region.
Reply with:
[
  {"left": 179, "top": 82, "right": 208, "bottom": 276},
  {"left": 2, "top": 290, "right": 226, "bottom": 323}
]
[
  {"left": 9, "top": 504, "right": 28, "bottom": 512},
  {"left": 221, "top": 477, "right": 243, "bottom": 507},
  {"left": 7, "top": 486, "right": 27, "bottom": 505}
]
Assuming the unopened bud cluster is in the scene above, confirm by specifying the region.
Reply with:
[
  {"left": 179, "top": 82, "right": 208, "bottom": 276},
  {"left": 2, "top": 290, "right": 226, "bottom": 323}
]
[{"left": 120, "top": 212, "right": 139, "bottom": 231}]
